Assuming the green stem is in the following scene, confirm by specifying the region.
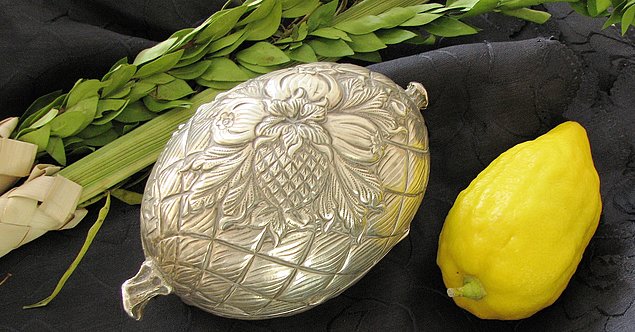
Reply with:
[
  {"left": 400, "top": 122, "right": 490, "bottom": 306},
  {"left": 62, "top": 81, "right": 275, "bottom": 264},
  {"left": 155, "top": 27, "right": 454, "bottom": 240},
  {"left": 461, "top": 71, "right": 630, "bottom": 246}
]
[
  {"left": 23, "top": 192, "right": 111, "bottom": 309},
  {"left": 447, "top": 276, "right": 487, "bottom": 300}
]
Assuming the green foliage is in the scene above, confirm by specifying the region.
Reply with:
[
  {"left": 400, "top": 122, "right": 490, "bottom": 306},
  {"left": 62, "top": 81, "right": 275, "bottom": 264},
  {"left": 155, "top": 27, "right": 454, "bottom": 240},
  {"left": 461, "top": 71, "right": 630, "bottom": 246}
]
[
  {"left": 237, "top": 42, "right": 291, "bottom": 66},
  {"left": 13, "top": 0, "right": 633, "bottom": 165}
]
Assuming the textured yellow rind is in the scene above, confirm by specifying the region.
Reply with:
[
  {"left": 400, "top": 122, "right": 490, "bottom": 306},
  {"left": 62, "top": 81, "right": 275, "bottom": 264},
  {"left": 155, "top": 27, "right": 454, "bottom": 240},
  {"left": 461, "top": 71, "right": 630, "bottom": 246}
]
[{"left": 437, "top": 121, "right": 602, "bottom": 320}]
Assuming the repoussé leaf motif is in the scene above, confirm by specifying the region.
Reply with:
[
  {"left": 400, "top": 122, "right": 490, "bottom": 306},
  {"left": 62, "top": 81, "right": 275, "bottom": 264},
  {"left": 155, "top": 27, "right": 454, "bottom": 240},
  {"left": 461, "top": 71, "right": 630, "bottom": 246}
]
[
  {"left": 183, "top": 146, "right": 253, "bottom": 211},
  {"left": 338, "top": 78, "right": 398, "bottom": 134},
  {"left": 318, "top": 153, "right": 383, "bottom": 239}
]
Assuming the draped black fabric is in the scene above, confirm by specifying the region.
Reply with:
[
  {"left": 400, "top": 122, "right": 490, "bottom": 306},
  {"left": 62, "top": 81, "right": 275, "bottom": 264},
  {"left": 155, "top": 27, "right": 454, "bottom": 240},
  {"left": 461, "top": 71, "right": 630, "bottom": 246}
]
[{"left": 1, "top": 1, "right": 634, "bottom": 330}]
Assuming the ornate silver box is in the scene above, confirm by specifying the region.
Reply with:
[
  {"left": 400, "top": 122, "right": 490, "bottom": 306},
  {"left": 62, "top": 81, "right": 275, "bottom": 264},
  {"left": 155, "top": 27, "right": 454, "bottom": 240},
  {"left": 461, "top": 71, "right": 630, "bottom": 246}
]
[{"left": 122, "top": 62, "right": 430, "bottom": 320}]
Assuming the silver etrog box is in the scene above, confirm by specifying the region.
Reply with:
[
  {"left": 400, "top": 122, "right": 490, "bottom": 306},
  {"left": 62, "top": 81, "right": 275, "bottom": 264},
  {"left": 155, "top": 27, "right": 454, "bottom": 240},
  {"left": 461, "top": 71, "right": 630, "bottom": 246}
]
[{"left": 122, "top": 62, "right": 430, "bottom": 320}]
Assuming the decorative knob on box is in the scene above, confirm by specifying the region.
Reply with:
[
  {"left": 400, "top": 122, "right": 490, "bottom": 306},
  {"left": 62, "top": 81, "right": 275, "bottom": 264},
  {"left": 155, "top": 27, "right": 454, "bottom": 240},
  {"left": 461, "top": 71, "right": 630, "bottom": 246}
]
[{"left": 122, "top": 62, "right": 430, "bottom": 320}]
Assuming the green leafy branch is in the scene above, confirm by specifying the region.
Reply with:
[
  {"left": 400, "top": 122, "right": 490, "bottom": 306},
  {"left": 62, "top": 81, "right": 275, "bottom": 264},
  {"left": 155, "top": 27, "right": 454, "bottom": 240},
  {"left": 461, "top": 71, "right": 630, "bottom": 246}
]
[
  {"left": 10, "top": 0, "right": 632, "bottom": 191},
  {"left": 11, "top": 0, "right": 627, "bottom": 168}
]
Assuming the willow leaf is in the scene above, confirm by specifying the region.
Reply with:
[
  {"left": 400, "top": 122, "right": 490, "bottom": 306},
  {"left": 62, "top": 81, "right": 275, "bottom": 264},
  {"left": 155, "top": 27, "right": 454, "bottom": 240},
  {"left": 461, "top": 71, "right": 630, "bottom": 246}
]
[
  {"left": 406, "top": 33, "right": 436, "bottom": 45},
  {"left": 68, "top": 145, "right": 94, "bottom": 156},
  {"left": 180, "top": 10, "right": 221, "bottom": 43},
  {"left": 602, "top": 9, "right": 622, "bottom": 29},
  {"left": 63, "top": 136, "right": 84, "bottom": 147},
  {"left": 120, "top": 123, "right": 138, "bottom": 135},
  {"left": 105, "top": 57, "right": 128, "bottom": 74},
  {"left": 499, "top": 0, "right": 564, "bottom": 9}
]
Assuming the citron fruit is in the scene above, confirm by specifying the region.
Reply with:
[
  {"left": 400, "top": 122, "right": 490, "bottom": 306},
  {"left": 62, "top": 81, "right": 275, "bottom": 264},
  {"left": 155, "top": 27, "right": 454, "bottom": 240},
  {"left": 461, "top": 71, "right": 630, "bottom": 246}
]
[{"left": 437, "top": 121, "right": 602, "bottom": 320}]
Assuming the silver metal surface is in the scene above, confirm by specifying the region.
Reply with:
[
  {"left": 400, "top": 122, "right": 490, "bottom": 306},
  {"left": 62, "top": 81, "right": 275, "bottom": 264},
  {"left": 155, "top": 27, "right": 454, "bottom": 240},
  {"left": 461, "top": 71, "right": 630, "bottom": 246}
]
[{"left": 123, "top": 62, "right": 430, "bottom": 320}]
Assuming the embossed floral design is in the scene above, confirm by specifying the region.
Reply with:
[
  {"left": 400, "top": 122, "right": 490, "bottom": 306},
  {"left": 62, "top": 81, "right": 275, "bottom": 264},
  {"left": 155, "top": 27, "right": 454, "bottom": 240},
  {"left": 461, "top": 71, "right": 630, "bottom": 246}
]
[
  {"left": 207, "top": 97, "right": 267, "bottom": 145},
  {"left": 182, "top": 64, "right": 405, "bottom": 244},
  {"left": 255, "top": 92, "right": 331, "bottom": 158},
  {"left": 215, "top": 112, "right": 234, "bottom": 130}
]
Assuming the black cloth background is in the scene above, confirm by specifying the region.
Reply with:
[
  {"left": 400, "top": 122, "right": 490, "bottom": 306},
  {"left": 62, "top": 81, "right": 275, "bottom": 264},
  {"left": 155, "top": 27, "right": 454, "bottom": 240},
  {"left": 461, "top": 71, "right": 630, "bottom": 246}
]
[{"left": 0, "top": 1, "right": 633, "bottom": 331}]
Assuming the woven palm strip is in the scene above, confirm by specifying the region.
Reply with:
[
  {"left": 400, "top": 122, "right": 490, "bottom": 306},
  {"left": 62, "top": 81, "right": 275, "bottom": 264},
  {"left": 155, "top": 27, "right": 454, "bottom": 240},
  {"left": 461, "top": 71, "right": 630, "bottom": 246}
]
[{"left": 0, "top": 118, "right": 87, "bottom": 257}]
